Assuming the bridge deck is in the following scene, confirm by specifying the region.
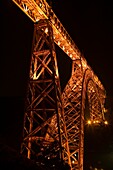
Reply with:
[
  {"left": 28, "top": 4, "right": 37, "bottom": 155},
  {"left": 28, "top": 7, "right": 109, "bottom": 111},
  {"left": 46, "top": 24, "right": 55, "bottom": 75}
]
[{"left": 12, "top": 0, "right": 104, "bottom": 91}]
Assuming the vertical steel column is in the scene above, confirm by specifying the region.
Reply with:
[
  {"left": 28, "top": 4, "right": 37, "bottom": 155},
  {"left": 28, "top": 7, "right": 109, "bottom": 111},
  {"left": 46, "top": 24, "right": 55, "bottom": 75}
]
[
  {"left": 20, "top": 19, "right": 71, "bottom": 166},
  {"left": 62, "top": 59, "right": 106, "bottom": 170},
  {"left": 62, "top": 59, "right": 83, "bottom": 170}
]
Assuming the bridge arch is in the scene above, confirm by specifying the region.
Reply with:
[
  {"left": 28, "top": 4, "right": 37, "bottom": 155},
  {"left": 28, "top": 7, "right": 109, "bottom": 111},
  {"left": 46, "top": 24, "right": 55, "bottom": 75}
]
[
  {"left": 82, "top": 68, "right": 105, "bottom": 123},
  {"left": 62, "top": 62, "right": 106, "bottom": 170},
  {"left": 5, "top": 1, "right": 107, "bottom": 170}
]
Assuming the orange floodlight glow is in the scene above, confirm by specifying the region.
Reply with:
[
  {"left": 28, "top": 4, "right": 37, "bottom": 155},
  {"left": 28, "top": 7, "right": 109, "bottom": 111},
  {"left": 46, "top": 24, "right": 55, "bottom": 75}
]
[
  {"left": 104, "top": 120, "right": 108, "bottom": 125},
  {"left": 87, "top": 120, "right": 91, "bottom": 124},
  {"left": 72, "top": 160, "right": 75, "bottom": 164},
  {"left": 93, "top": 120, "right": 96, "bottom": 124}
]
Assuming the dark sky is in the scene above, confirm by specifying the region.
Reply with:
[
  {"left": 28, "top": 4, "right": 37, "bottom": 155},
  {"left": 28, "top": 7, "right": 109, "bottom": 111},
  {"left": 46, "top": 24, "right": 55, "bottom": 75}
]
[
  {"left": 49, "top": 0, "right": 113, "bottom": 169},
  {"left": 0, "top": 0, "right": 34, "bottom": 150},
  {"left": 51, "top": 0, "right": 113, "bottom": 103},
  {"left": 0, "top": 0, "right": 113, "bottom": 169}
]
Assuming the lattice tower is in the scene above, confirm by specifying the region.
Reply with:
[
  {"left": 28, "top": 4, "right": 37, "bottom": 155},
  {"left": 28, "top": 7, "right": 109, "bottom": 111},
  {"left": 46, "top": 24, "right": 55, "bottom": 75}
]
[{"left": 12, "top": 1, "right": 106, "bottom": 170}]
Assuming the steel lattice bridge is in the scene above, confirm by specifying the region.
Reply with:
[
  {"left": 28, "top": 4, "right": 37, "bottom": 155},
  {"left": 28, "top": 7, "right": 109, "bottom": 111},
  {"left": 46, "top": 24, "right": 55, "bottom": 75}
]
[{"left": 12, "top": 0, "right": 107, "bottom": 170}]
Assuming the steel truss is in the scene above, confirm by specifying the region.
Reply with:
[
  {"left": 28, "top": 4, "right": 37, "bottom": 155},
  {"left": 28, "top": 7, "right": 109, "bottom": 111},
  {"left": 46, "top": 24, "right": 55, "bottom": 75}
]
[
  {"left": 20, "top": 19, "right": 106, "bottom": 170},
  {"left": 62, "top": 59, "right": 105, "bottom": 170},
  {"left": 20, "top": 19, "right": 71, "bottom": 168},
  {"left": 12, "top": 1, "right": 106, "bottom": 170}
]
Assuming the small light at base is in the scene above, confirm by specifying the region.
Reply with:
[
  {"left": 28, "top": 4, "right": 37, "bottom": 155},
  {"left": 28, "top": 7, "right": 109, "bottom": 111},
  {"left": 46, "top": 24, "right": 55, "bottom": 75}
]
[
  {"left": 93, "top": 120, "right": 96, "bottom": 124},
  {"left": 72, "top": 160, "right": 75, "bottom": 164},
  {"left": 87, "top": 120, "right": 91, "bottom": 124},
  {"left": 104, "top": 120, "right": 108, "bottom": 125}
]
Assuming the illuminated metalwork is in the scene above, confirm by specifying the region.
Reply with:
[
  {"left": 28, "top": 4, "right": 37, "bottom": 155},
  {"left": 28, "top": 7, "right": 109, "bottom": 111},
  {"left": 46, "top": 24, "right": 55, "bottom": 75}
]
[
  {"left": 12, "top": 0, "right": 106, "bottom": 170},
  {"left": 20, "top": 19, "right": 71, "bottom": 167},
  {"left": 62, "top": 59, "right": 105, "bottom": 170}
]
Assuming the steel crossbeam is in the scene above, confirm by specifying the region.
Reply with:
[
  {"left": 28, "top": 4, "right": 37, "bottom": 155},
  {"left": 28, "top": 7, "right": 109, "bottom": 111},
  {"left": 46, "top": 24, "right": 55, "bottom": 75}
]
[{"left": 12, "top": 1, "right": 107, "bottom": 170}]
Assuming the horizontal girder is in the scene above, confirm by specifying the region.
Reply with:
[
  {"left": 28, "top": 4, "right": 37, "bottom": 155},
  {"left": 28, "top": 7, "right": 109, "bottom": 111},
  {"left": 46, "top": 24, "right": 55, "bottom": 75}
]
[
  {"left": 11, "top": 1, "right": 107, "bottom": 170},
  {"left": 12, "top": 0, "right": 105, "bottom": 92}
]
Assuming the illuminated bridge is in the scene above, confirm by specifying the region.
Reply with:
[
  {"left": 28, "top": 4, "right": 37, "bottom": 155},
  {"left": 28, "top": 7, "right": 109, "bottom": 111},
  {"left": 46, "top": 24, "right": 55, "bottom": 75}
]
[{"left": 12, "top": 0, "right": 107, "bottom": 170}]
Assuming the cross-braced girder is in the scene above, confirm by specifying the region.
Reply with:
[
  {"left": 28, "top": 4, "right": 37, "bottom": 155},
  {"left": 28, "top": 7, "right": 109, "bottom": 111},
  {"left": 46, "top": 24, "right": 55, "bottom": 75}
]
[
  {"left": 62, "top": 60, "right": 106, "bottom": 170},
  {"left": 11, "top": 1, "right": 106, "bottom": 170},
  {"left": 21, "top": 19, "right": 71, "bottom": 167},
  {"left": 20, "top": 33, "right": 106, "bottom": 169}
]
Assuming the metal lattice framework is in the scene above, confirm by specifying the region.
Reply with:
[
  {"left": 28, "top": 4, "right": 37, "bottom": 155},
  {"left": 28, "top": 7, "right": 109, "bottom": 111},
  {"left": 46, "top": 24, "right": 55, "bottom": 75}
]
[
  {"left": 20, "top": 19, "right": 71, "bottom": 166},
  {"left": 12, "top": 1, "right": 106, "bottom": 170},
  {"left": 62, "top": 60, "right": 105, "bottom": 170}
]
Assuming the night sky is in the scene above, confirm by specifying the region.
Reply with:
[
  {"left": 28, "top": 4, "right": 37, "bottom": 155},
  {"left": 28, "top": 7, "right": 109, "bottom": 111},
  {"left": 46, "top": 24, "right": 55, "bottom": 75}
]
[
  {"left": 1, "top": 0, "right": 113, "bottom": 169},
  {"left": 52, "top": 1, "right": 113, "bottom": 169},
  {"left": 49, "top": 0, "right": 113, "bottom": 169},
  {"left": 51, "top": 0, "right": 113, "bottom": 100}
]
